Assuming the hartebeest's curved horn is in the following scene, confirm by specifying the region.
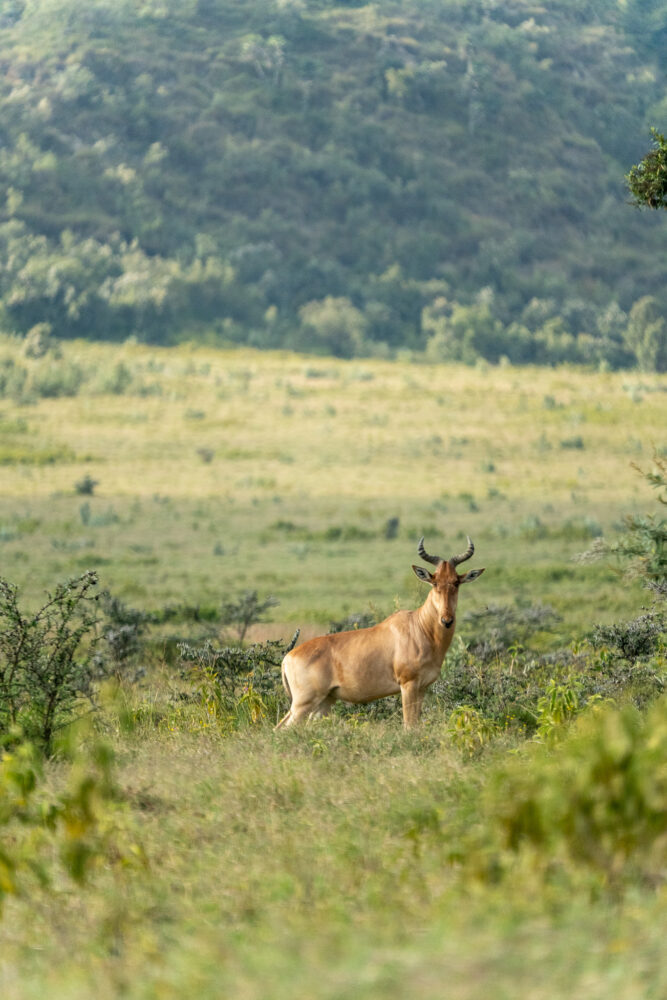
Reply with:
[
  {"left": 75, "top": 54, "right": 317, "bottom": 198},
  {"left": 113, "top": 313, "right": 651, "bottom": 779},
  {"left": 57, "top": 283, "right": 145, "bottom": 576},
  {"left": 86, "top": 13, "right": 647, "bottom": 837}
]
[
  {"left": 450, "top": 536, "right": 475, "bottom": 567},
  {"left": 417, "top": 536, "right": 442, "bottom": 566}
]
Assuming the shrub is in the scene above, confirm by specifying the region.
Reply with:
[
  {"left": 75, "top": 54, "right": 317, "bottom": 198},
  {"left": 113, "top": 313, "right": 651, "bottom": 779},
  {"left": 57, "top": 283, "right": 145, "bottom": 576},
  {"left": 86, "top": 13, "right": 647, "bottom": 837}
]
[
  {"left": 0, "top": 732, "right": 140, "bottom": 913},
  {"left": 328, "top": 610, "right": 377, "bottom": 634},
  {"left": 447, "top": 705, "right": 499, "bottom": 756},
  {"left": 95, "top": 593, "right": 150, "bottom": 682},
  {"left": 623, "top": 296, "right": 667, "bottom": 373},
  {"left": 580, "top": 452, "right": 667, "bottom": 585},
  {"left": 31, "top": 359, "right": 86, "bottom": 398},
  {"left": 592, "top": 611, "right": 665, "bottom": 663},
  {"left": 384, "top": 516, "right": 400, "bottom": 540},
  {"left": 481, "top": 700, "right": 667, "bottom": 889},
  {"left": 423, "top": 295, "right": 518, "bottom": 365},
  {"left": 459, "top": 602, "right": 560, "bottom": 665},
  {"left": 0, "top": 358, "right": 30, "bottom": 402},
  {"left": 0, "top": 572, "right": 101, "bottom": 755},
  {"left": 559, "top": 435, "right": 585, "bottom": 450},
  {"left": 75, "top": 474, "right": 99, "bottom": 496},
  {"left": 22, "top": 323, "right": 58, "bottom": 359},
  {"left": 435, "top": 632, "right": 665, "bottom": 734},
  {"left": 219, "top": 590, "right": 279, "bottom": 642},
  {"left": 534, "top": 678, "right": 581, "bottom": 742},
  {"left": 179, "top": 632, "right": 298, "bottom": 725},
  {"left": 297, "top": 296, "right": 368, "bottom": 358},
  {"left": 98, "top": 361, "right": 134, "bottom": 395}
]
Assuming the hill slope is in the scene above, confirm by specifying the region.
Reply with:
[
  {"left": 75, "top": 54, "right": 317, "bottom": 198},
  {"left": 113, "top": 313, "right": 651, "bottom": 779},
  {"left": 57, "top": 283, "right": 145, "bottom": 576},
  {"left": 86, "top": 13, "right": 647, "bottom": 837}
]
[{"left": 0, "top": 0, "right": 665, "bottom": 364}]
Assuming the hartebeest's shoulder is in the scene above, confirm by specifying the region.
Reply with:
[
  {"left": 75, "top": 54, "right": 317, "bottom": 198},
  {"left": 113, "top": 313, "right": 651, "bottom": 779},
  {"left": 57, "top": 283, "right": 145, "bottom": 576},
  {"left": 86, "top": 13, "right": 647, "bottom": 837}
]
[{"left": 276, "top": 533, "right": 485, "bottom": 729}]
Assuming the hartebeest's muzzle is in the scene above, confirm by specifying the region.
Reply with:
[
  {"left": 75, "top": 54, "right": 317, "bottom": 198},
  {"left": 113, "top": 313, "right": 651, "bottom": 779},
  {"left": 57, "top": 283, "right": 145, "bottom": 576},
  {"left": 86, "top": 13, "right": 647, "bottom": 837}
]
[{"left": 442, "top": 617, "right": 454, "bottom": 628}]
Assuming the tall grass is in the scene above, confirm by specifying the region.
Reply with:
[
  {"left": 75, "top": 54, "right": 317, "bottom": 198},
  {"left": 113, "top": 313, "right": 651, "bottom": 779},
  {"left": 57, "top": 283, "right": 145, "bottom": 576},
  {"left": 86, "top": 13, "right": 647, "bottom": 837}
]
[{"left": 1, "top": 704, "right": 666, "bottom": 999}]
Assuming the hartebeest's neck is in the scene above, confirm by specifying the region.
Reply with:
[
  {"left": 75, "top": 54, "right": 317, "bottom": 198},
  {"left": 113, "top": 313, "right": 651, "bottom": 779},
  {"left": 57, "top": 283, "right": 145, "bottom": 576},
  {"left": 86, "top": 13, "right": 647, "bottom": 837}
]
[{"left": 416, "top": 590, "right": 455, "bottom": 655}]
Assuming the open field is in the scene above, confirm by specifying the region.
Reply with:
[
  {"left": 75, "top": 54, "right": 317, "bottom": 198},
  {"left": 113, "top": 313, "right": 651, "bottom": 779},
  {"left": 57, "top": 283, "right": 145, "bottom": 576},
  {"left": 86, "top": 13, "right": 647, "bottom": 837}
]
[
  {"left": 2, "top": 713, "right": 667, "bottom": 1000},
  {"left": 0, "top": 338, "right": 665, "bottom": 636},
  {"left": 0, "top": 339, "right": 666, "bottom": 999}
]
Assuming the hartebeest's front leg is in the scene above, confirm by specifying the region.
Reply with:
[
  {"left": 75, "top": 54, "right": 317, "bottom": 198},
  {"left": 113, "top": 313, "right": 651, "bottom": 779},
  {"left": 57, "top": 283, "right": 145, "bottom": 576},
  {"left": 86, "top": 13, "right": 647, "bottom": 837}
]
[{"left": 400, "top": 680, "right": 425, "bottom": 729}]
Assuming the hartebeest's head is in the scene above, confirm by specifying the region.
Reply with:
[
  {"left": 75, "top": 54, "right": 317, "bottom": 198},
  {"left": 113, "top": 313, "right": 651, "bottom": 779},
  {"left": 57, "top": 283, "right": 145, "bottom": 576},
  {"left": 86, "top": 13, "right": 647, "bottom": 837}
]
[{"left": 412, "top": 535, "right": 485, "bottom": 629}]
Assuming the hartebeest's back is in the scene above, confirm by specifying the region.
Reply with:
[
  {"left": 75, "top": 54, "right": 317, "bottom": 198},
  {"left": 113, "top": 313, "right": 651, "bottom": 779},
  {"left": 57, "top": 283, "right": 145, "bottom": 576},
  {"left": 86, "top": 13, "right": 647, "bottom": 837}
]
[{"left": 276, "top": 534, "right": 484, "bottom": 729}]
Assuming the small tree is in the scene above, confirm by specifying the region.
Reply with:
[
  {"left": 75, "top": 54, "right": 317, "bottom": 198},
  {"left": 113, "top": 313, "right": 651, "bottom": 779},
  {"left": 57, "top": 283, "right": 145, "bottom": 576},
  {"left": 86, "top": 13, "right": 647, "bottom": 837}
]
[
  {"left": 298, "top": 296, "right": 367, "bottom": 358},
  {"left": 239, "top": 33, "right": 286, "bottom": 85},
  {"left": 580, "top": 453, "right": 666, "bottom": 594},
  {"left": 22, "top": 323, "right": 58, "bottom": 359},
  {"left": 617, "top": 455, "right": 666, "bottom": 589},
  {"left": 0, "top": 572, "right": 101, "bottom": 755},
  {"left": 219, "top": 590, "right": 279, "bottom": 643},
  {"left": 626, "top": 129, "right": 667, "bottom": 210},
  {"left": 624, "top": 296, "right": 667, "bottom": 373}
]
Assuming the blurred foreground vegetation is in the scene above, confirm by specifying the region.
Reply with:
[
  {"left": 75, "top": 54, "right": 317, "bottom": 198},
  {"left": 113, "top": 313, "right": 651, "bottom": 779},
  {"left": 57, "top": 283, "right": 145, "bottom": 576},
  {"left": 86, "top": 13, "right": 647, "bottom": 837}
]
[
  {"left": 0, "top": 628, "right": 666, "bottom": 998},
  {"left": 0, "top": 0, "right": 665, "bottom": 367}
]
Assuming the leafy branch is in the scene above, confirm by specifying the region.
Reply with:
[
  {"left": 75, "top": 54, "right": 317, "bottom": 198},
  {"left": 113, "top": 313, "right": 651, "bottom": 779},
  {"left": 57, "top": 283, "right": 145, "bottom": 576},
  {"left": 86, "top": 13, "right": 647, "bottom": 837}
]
[{"left": 627, "top": 129, "right": 667, "bottom": 210}]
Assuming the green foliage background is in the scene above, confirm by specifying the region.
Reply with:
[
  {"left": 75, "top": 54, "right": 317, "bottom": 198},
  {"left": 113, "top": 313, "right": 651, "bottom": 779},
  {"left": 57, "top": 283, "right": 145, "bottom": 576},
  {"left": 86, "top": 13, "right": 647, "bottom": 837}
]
[{"left": 0, "top": 0, "right": 665, "bottom": 364}]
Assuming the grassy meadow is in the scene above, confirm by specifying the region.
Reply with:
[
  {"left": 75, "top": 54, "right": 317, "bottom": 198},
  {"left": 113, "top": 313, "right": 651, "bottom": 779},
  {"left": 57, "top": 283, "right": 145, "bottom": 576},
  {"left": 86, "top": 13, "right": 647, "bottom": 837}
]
[
  {"left": 1, "top": 337, "right": 666, "bottom": 999},
  {"left": 0, "top": 337, "right": 664, "bottom": 631}
]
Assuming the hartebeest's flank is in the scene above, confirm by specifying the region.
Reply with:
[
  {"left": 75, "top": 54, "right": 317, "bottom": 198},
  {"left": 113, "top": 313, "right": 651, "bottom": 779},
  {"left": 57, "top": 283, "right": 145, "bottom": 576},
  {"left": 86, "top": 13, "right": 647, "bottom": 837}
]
[{"left": 277, "top": 535, "right": 484, "bottom": 729}]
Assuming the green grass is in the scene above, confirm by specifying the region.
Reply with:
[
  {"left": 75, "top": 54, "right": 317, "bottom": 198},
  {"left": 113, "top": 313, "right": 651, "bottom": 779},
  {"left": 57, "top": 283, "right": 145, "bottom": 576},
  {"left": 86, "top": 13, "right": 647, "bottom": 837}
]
[
  {"left": 1, "top": 714, "right": 666, "bottom": 1000},
  {"left": 0, "top": 338, "right": 664, "bottom": 640}
]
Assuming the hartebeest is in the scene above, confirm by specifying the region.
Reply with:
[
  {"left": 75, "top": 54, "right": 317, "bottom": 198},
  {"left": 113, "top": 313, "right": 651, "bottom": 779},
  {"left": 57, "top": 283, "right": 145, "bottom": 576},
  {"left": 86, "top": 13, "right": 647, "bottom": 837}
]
[{"left": 277, "top": 535, "right": 484, "bottom": 729}]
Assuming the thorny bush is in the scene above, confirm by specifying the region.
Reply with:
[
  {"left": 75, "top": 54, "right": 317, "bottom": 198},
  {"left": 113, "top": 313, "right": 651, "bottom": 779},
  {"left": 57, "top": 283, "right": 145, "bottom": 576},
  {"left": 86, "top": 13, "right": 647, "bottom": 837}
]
[{"left": 0, "top": 572, "right": 101, "bottom": 755}]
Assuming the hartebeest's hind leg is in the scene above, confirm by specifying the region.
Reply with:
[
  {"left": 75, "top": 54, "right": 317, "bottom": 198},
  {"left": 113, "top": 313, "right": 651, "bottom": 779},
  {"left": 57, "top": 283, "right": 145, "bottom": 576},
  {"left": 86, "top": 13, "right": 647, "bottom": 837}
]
[
  {"left": 275, "top": 691, "right": 337, "bottom": 729},
  {"left": 275, "top": 709, "right": 292, "bottom": 730}
]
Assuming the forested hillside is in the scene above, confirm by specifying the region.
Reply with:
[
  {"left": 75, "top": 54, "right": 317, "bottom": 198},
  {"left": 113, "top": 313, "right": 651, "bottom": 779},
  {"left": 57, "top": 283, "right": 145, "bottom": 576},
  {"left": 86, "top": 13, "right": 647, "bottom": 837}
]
[{"left": 0, "top": 0, "right": 665, "bottom": 366}]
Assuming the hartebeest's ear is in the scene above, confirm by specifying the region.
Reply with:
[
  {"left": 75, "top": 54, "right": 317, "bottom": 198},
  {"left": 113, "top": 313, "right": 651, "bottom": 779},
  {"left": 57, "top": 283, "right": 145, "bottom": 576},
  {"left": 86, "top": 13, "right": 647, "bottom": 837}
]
[
  {"left": 459, "top": 568, "right": 485, "bottom": 583},
  {"left": 412, "top": 565, "right": 435, "bottom": 585}
]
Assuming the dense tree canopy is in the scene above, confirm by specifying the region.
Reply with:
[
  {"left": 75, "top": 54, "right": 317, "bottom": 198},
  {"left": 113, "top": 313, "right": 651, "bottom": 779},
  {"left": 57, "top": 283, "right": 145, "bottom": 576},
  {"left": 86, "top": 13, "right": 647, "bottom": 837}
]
[{"left": 0, "top": 0, "right": 665, "bottom": 367}]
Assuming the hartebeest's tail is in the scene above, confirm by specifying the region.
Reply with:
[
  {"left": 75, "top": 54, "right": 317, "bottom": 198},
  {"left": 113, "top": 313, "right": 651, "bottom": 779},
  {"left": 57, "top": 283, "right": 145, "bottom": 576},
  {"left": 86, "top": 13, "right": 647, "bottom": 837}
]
[
  {"left": 275, "top": 629, "right": 300, "bottom": 730},
  {"left": 285, "top": 628, "right": 300, "bottom": 653},
  {"left": 275, "top": 663, "right": 292, "bottom": 730},
  {"left": 281, "top": 658, "right": 292, "bottom": 700}
]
